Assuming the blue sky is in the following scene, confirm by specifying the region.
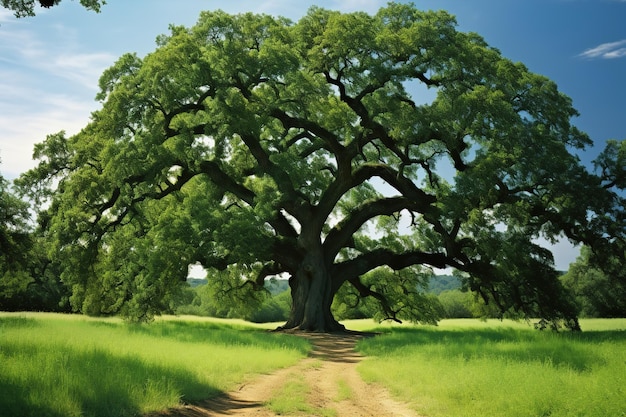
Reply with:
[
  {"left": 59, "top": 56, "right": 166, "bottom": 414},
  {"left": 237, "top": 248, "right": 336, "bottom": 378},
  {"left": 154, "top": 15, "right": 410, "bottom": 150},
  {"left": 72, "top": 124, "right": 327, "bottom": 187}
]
[{"left": 1, "top": 0, "right": 624, "bottom": 270}]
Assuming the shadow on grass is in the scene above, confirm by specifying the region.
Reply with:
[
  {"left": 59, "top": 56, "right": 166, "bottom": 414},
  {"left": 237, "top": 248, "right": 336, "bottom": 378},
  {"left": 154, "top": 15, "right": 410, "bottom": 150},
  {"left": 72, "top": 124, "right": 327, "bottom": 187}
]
[
  {"left": 357, "top": 326, "right": 626, "bottom": 372},
  {"left": 0, "top": 378, "right": 62, "bottom": 417},
  {"left": 0, "top": 344, "right": 220, "bottom": 417}
]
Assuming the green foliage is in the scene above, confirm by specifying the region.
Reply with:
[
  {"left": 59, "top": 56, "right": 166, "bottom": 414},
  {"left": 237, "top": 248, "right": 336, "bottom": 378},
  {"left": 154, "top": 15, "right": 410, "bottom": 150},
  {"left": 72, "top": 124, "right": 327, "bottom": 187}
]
[
  {"left": 345, "top": 266, "right": 446, "bottom": 324},
  {"left": 0, "top": 164, "right": 71, "bottom": 312},
  {"left": 595, "top": 139, "right": 626, "bottom": 190},
  {"left": 561, "top": 246, "right": 626, "bottom": 318},
  {"left": 177, "top": 275, "right": 493, "bottom": 323},
  {"left": 1, "top": 170, "right": 62, "bottom": 311},
  {"left": 175, "top": 278, "right": 291, "bottom": 323},
  {"left": 357, "top": 321, "right": 626, "bottom": 417},
  {"left": 1, "top": 240, "right": 71, "bottom": 313},
  {"left": 0, "top": 313, "right": 309, "bottom": 417},
  {"left": 437, "top": 290, "right": 474, "bottom": 318},
  {"left": 248, "top": 290, "right": 291, "bottom": 323},
  {"left": 0, "top": 172, "right": 30, "bottom": 273},
  {"left": 331, "top": 280, "right": 379, "bottom": 321},
  {"left": 17, "top": 4, "right": 625, "bottom": 329},
  {"left": 427, "top": 275, "right": 461, "bottom": 295}
]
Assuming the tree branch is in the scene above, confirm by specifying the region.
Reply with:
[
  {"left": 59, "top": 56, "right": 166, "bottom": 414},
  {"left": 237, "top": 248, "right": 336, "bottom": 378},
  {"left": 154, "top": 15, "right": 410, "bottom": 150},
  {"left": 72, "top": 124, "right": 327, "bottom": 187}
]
[
  {"left": 347, "top": 276, "right": 402, "bottom": 323},
  {"left": 324, "top": 196, "right": 422, "bottom": 259},
  {"left": 269, "top": 108, "right": 345, "bottom": 156},
  {"left": 354, "top": 163, "right": 438, "bottom": 207},
  {"left": 332, "top": 248, "right": 452, "bottom": 284}
]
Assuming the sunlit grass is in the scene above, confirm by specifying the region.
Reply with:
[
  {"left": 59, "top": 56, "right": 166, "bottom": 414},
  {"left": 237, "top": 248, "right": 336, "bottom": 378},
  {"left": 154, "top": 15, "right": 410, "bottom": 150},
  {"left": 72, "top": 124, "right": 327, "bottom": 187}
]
[
  {"left": 0, "top": 313, "right": 309, "bottom": 417},
  {"left": 356, "top": 319, "right": 626, "bottom": 417},
  {"left": 578, "top": 317, "right": 626, "bottom": 331},
  {"left": 3, "top": 314, "right": 623, "bottom": 417}
]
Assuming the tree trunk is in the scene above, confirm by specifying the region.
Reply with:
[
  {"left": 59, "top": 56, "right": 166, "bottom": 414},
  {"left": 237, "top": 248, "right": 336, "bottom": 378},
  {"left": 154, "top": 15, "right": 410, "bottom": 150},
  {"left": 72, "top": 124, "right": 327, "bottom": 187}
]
[{"left": 279, "top": 250, "right": 345, "bottom": 332}]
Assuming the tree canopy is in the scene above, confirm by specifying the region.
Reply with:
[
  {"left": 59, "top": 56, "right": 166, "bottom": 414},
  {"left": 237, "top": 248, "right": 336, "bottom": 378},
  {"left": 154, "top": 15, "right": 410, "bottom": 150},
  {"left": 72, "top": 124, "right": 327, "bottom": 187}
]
[
  {"left": 18, "top": 4, "right": 625, "bottom": 331},
  {"left": 1, "top": 0, "right": 104, "bottom": 17}
]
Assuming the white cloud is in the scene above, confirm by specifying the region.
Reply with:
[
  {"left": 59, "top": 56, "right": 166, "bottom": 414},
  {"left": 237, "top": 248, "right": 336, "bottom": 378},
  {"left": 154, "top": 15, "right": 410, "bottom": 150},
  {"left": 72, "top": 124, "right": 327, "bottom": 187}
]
[
  {"left": 50, "top": 52, "right": 115, "bottom": 90},
  {"left": 0, "top": 23, "right": 110, "bottom": 179},
  {"left": 0, "top": 24, "right": 115, "bottom": 89},
  {"left": 0, "top": 80, "right": 97, "bottom": 179},
  {"left": 579, "top": 39, "right": 626, "bottom": 59}
]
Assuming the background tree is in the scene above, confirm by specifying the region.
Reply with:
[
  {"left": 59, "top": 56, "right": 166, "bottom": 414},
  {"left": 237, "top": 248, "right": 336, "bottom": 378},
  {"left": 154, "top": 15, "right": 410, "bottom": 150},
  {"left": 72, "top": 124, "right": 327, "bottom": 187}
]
[
  {"left": 559, "top": 139, "right": 626, "bottom": 318},
  {"left": 19, "top": 4, "right": 624, "bottom": 330},
  {"left": 1, "top": 0, "right": 104, "bottom": 18},
  {"left": 1, "top": 161, "right": 71, "bottom": 311},
  {"left": 561, "top": 246, "right": 626, "bottom": 318},
  {"left": 0, "top": 165, "right": 32, "bottom": 309}
]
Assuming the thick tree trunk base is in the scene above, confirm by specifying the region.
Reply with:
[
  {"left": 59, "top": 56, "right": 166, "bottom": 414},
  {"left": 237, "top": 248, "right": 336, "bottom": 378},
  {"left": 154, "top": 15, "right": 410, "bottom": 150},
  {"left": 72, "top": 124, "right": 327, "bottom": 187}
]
[{"left": 275, "top": 317, "right": 346, "bottom": 333}]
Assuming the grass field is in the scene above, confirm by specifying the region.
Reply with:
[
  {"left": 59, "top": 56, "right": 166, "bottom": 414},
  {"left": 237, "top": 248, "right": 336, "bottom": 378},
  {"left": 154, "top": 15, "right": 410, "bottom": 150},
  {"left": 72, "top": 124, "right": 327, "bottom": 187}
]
[
  {"left": 1, "top": 314, "right": 624, "bottom": 417},
  {"left": 356, "top": 319, "right": 626, "bottom": 417},
  {"left": 0, "top": 313, "right": 309, "bottom": 417}
]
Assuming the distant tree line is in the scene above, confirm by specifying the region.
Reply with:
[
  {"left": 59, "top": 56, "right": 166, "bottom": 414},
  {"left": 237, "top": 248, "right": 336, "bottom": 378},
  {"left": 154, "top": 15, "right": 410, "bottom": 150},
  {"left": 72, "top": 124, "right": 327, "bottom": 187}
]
[{"left": 173, "top": 271, "right": 626, "bottom": 322}]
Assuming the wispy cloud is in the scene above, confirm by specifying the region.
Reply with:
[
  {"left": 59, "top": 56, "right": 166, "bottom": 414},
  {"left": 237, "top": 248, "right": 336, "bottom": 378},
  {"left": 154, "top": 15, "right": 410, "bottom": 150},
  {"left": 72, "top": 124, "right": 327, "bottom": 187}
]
[
  {"left": 0, "top": 72, "right": 98, "bottom": 178},
  {"left": 0, "top": 22, "right": 112, "bottom": 178},
  {"left": 579, "top": 39, "right": 626, "bottom": 59},
  {"left": 50, "top": 52, "right": 116, "bottom": 90},
  {"left": 0, "top": 24, "right": 115, "bottom": 90}
]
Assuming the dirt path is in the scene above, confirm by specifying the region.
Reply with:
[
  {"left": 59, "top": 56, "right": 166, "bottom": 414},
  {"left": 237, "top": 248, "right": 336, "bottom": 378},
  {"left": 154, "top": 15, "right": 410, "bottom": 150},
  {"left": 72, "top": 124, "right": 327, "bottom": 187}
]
[{"left": 149, "top": 332, "right": 421, "bottom": 417}]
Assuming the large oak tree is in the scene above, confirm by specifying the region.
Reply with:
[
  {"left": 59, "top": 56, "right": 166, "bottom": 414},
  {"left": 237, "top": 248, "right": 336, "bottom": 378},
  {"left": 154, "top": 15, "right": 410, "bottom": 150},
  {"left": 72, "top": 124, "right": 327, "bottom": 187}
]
[{"left": 19, "top": 4, "right": 625, "bottom": 330}]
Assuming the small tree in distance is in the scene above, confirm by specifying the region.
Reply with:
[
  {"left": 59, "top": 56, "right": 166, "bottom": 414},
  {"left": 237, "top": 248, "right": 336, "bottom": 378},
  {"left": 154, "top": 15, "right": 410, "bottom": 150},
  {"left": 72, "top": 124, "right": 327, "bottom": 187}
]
[{"left": 18, "top": 4, "right": 625, "bottom": 331}]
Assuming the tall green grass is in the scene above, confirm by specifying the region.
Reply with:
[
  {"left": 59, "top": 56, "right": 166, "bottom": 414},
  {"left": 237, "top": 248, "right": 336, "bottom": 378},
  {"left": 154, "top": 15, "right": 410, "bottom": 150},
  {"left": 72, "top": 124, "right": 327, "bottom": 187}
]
[
  {"left": 0, "top": 313, "right": 309, "bottom": 417},
  {"left": 356, "top": 319, "right": 626, "bottom": 417}
]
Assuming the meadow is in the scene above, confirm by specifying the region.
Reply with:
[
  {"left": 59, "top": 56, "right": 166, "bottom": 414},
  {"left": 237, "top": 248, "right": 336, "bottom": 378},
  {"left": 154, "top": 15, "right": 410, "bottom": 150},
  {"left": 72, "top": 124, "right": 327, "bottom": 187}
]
[
  {"left": 1, "top": 314, "right": 624, "bottom": 417},
  {"left": 0, "top": 313, "right": 309, "bottom": 417},
  {"left": 356, "top": 319, "right": 626, "bottom": 417}
]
